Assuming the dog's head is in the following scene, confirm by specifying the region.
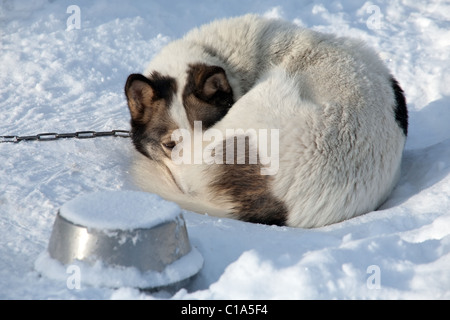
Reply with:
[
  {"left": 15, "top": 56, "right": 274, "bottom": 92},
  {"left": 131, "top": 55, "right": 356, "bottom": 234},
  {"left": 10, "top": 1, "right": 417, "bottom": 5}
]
[{"left": 125, "top": 64, "right": 234, "bottom": 162}]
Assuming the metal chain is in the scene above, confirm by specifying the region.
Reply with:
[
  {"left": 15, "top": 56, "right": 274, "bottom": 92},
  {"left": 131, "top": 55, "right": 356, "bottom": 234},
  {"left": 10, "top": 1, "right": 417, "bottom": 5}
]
[{"left": 0, "top": 130, "right": 131, "bottom": 143}]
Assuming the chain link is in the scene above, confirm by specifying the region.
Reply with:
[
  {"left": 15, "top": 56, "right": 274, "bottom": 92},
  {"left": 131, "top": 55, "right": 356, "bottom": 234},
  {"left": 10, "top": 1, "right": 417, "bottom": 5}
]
[{"left": 0, "top": 130, "right": 131, "bottom": 143}]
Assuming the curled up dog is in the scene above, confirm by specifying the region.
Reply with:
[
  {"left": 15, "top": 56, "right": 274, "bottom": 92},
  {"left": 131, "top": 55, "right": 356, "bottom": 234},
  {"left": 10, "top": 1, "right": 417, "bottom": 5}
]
[{"left": 124, "top": 15, "right": 408, "bottom": 228}]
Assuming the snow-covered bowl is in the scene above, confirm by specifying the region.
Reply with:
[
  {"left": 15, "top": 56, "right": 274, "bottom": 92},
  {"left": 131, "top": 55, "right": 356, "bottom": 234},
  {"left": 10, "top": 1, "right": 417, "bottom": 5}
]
[{"left": 35, "top": 191, "right": 203, "bottom": 290}]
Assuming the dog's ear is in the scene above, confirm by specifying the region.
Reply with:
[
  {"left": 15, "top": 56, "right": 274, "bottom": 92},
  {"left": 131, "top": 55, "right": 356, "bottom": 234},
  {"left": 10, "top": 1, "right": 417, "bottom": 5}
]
[
  {"left": 191, "top": 65, "right": 232, "bottom": 101},
  {"left": 183, "top": 64, "right": 234, "bottom": 129},
  {"left": 125, "top": 74, "right": 156, "bottom": 122}
]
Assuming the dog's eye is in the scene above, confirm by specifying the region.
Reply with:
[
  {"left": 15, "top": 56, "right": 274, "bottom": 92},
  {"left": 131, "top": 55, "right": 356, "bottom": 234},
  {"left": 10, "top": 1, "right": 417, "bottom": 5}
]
[{"left": 162, "top": 141, "right": 176, "bottom": 150}]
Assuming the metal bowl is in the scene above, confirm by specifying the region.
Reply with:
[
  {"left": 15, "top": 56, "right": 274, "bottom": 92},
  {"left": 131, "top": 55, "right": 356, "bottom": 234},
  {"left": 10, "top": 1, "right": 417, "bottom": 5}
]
[
  {"left": 40, "top": 191, "right": 203, "bottom": 290},
  {"left": 48, "top": 212, "right": 191, "bottom": 273}
]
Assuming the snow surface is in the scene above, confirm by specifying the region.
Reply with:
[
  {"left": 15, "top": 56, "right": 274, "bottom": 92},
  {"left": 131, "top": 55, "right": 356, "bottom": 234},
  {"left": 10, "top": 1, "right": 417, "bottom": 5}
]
[
  {"left": 1, "top": 0, "right": 449, "bottom": 299},
  {"left": 35, "top": 247, "right": 204, "bottom": 290},
  {"left": 60, "top": 190, "right": 180, "bottom": 230}
]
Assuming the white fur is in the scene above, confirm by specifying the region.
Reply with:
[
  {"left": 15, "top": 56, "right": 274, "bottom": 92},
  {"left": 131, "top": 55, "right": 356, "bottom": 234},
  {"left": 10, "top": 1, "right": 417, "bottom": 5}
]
[{"left": 132, "top": 15, "right": 406, "bottom": 228}]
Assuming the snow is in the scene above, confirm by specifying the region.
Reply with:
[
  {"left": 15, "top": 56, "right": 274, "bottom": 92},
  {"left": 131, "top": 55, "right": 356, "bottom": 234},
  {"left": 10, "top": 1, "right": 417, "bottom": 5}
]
[
  {"left": 34, "top": 247, "right": 204, "bottom": 290},
  {"left": 0, "top": 0, "right": 449, "bottom": 299},
  {"left": 59, "top": 190, "right": 180, "bottom": 230}
]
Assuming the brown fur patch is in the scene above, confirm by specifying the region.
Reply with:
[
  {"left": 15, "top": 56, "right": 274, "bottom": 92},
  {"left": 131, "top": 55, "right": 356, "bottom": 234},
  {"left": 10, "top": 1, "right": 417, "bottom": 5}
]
[
  {"left": 210, "top": 136, "right": 288, "bottom": 226},
  {"left": 182, "top": 63, "right": 234, "bottom": 129},
  {"left": 390, "top": 76, "right": 408, "bottom": 136}
]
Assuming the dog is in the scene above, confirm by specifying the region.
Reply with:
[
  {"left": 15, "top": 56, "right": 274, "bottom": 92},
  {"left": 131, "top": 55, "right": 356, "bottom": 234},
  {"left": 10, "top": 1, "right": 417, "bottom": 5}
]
[{"left": 124, "top": 15, "right": 408, "bottom": 228}]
